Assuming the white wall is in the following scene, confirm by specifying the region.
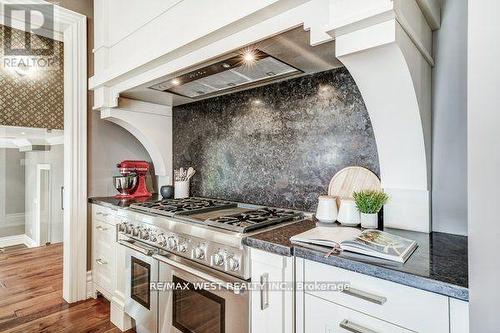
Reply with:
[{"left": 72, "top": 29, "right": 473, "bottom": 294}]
[
  {"left": 431, "top": 0, "right": 468, "bottom": 235},
  {"left": 88, "top": 111, "right": 152, "bottom": 197},
  {"left": 468, "top": 0, "right": 500, "bottom": 331},
  {"left": 0, "top": 148, "right": 26, "bottom": 238},
  {"left": 24, "top": 145, "right": 64, "bottom": 243}
]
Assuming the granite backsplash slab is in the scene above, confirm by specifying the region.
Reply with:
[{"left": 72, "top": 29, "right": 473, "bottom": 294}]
[{"left": 173, "top": 68, "right": 379, "bottom": 212}]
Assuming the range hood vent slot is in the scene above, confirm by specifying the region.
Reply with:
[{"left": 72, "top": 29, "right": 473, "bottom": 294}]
[{"left": 149, "top": 50, "right": 302, "bottom": 99}]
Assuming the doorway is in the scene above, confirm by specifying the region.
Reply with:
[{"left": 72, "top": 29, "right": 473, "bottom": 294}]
[{"left": 0, "top": 3, "right": 88, "bottom": 303}]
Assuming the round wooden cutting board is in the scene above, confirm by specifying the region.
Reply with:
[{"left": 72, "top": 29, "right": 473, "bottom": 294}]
[{"left": 328, "top": 166, "right": 381, "bottom": 204}]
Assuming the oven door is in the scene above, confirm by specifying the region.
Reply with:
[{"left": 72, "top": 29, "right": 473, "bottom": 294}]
[
  {"left": 120, "top": 240, "right": 159, "bottom": 333},
  {"left": 154, "top": 252, "right": 249, "bottom": 333}
]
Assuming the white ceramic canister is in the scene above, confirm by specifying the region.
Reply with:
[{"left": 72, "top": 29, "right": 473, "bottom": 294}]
[
  {"left": 337, "top": 198, "right": 361, "bottom": 226},
  {"left": 315, "top": 195, "right": 338, "bottom": 223},
  {"left": 174, "top": 180, "right": 190, "bottom": 199}
]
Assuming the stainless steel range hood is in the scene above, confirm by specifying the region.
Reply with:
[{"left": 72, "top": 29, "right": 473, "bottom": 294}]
[
  {"left": 149, "top": 49, "right": 302, "bottom": 99},
  {"left": 124, "top": 27, "right": 343, "bottom": 106}
]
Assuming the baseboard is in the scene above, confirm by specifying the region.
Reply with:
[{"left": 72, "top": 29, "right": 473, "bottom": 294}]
[
  {"left": 0, "top": 234, "right": 36, "bottom": 248},
  {"left": 23, "top": 235, "right": 37, "bottom": 248},
  {"left": 111, "top": 296, "right": 133, "bottom": 331},
  {"left": 86, "top": 271, "right": 95, "bottom": 299}
]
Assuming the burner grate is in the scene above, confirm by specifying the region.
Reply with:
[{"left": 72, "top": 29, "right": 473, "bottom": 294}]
[
  {"left": 205, "top": 208, "right": 302, "bottom": 233},
  {"left": 130, "top": 197, "right": 236, "bottom": 217}
]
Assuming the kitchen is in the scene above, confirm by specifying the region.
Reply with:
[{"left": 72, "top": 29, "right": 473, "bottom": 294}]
[{"left": 0, "top": 0, "right": 497, "bottom": 332}]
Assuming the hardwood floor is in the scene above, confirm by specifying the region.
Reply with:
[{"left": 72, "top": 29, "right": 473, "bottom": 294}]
[{"left": 0, "top": 243, "right": 133, "bottom": 333}]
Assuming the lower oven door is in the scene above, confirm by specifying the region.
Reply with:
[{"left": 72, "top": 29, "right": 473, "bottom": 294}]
[
  {"left": 154, "top": 252, "right": 249, "bottom": 333},
  {"left": 121, "top": 240, "right": 159, "bottom": 333}
]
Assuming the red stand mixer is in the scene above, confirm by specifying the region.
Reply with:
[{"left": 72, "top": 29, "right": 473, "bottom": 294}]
[{"left": 114, "top": 160, "right": 152, "bottom": 198}]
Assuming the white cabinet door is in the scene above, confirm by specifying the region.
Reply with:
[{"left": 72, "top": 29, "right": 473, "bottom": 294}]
[
  {"left": 304, "top": 260, "right": 449, "bottom": 332},
  {"left": 251, "top": 249, "right": 294, "bottom": 333},
  {"left": 91, "top": 204, "right": 117, "bottom": 297},
  {"left": 450, "top": 298, "right": 469, "bottom": 333},
  {"left": 305, "top": 293, "right": 413, "bottom": 333}
]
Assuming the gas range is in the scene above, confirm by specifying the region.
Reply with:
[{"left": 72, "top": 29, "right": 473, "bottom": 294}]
[
  {"left": 118, "top": 197, "right": 304, "bottom": 280},
  {"left": 130, "top": 197, "right": 236, "bottom": 217},
  {"left": 129, "top": 197, "right": 302, "bottom": 233}
]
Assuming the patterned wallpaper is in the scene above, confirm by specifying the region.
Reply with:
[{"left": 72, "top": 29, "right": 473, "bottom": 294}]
[
  {"left": 0, "top": 25, "right": 64, "bottom": 129},
  {"left": 173, "top": 68, "right": 380, "bottom": 212}
]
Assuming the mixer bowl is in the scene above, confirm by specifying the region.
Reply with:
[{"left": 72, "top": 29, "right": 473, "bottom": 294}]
[{"left": 113, "top": 174, "right": 138, "bottom": 197}]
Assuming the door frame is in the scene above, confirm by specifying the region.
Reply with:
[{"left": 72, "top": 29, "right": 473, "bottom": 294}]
[
  {"left": 0, "top": 0, "right": 88, "bottom": 302},
  {"left": 34, "top": 163, "right": 51, "bottom": 247}
]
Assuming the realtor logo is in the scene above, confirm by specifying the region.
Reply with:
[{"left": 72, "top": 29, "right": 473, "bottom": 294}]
[
  {"left": 1, "top": 4, "right": 60, "bottom": 72},
  {"left": 3, "top": 4, "right": 55, "bottom": 56}
]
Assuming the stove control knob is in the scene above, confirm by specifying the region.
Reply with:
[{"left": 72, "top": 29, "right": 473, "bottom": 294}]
[
  {"left": 132, "top": 227, "right": 141, "bottom": 237},
  {"left": 125, "top": 224, "right": 134, "bottom": 234},
  {"left": 192, "top": 246, "right": 205, "bottom": 260},
  {"left": 167, "top": 236, "right": 178, "bottom": 251},
  {"left": 225, "top": 255, "right": 240, "bottom": 272},
  {"left": 211, "top": 251, "right": 225, "bottom": 267},
  {"left": 118, "top": 223, "right": 127, "bottom": 232},
  {"left": 150, "top": 234, "right": 157, "bottom": 243},
  {"left": 157, "top": 234, "right": 167, "bottom": 247},
  {"left": 140, "top": 229, "right": 150, "bottom": 240},
  {"left": 177, "top": 242, "right": 188, "bottom": 253}
]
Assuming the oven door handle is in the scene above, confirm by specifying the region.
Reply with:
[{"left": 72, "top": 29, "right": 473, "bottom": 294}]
[
  {"left": 152, "top": 253, "right": 246, "bottom": 295},
  {"left": 118, "top": 240, "right": 155, "bottom": 256}
]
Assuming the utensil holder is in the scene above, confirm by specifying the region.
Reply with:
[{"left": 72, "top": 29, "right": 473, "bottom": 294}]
[{"left": 174, "top": 180, "right": 190, "bottom": 199}]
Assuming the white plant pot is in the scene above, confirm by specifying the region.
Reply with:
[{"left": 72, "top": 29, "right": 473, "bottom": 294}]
[
  {"left": 174, "top": 180, "right": 190, "bottom": 199},
  {"left": 360, "top": 213, "right": 378, "bottom": 229}
]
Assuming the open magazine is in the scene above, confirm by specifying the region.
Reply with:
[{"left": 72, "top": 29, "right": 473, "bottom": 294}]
[{"left": 290, "top": 227, "right": 417, "bottom": 263}]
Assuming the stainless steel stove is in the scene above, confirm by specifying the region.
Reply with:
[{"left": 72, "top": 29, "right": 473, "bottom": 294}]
[
  {"left": 129, "top": 197, "right": 302, "bottom": 233},
  {"left": 118, "top": 197, "right": 304, "bottom": 333},
  {"left": 119, "top": 197, "right": 303, "bottom": 280},
  {"left": 130, "top": 197, "right": 236, "bottom": 217}
]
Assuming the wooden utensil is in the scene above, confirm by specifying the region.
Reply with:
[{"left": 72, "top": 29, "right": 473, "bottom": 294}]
[
  {"left": 186, "top": 167, "right": 195, "bottom": 180},
  {"left": 328, "top": 166, "right": 381, "bottom": 206}
]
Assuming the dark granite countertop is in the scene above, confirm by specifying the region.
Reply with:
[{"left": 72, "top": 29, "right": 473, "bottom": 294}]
[
  {"left": 89, "top": 195, "right": 163, "bottom": 209},
  {"left": 243, "top": 219, "right": 469, "bottom": 301}
]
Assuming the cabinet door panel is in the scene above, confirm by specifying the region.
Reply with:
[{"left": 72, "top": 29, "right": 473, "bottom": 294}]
[
  {"left": 305, "top": 293, "right": 413, "bottom": 333},
  {"left": 304, "top": 260, "right": 449, "bottom": 332},
  {"left": 250, "top": 249, "right": 294, "bottom": 333}
]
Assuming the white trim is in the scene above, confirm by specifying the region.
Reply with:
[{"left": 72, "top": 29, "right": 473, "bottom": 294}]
[
  {"left": 0, "top": 0, "right": 89, "bottom": 302},
  {"left": 34, "top": 163, "right": 51, "bottom": 247},
  {"left": 61, "top": 8, "right": 88, "bottom": 302},
  {"left": 0, "top": 234, "right": 37, "bottom": 248},
  {"left": 86, "top": 271, "right": 95, "bottom": 299},
  {"left": 0, "top": 234, "right": 27, "bottom": 247},
  {"left": 23, "top": 234, "right": 37, "bottom": 247}
]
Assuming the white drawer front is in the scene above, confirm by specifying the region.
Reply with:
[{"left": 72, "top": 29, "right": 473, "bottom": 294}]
[
  {"left": 94, "top": 254, "right": 114, "bottom": 293},
  {"left": 305, "top": 293, "right": 413, "bottom": 333},
  {"left": 304, "top": 260, "right": 449, "bottom": 332},
  {"left": 92, "top": 205, "right": 118, "bottom": 224}
]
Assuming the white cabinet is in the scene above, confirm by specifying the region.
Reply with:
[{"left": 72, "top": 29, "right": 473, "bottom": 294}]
[
  {"left": 305, "top": 293, "right": 413, "bottom": 333},
  {"left": 296, "top": 258, "right": 468, "bottom": 333},
  {"left": 250, "top": 248, "right": 294, "bottom": 333},
  {"left": 92, "top": 204, "right": 118, "bottom": 298},
  {"left": 302, "top": 260, "right": 449, "bottom": 332},
  {"left": 91, "top": 204, "right": 133, "bottom": 331},
  {"left": 450, "top": 299, "right": 469, "bottom": 333}
]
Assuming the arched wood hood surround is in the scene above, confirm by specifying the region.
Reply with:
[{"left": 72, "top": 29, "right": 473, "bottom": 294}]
[{"left": 90, "top": 0, "right": 440, "bottom": 232}]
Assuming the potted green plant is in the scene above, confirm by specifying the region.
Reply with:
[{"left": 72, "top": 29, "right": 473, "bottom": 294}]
[{"left": 353, "top": 190, "right": 389, "bottom": 229}]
